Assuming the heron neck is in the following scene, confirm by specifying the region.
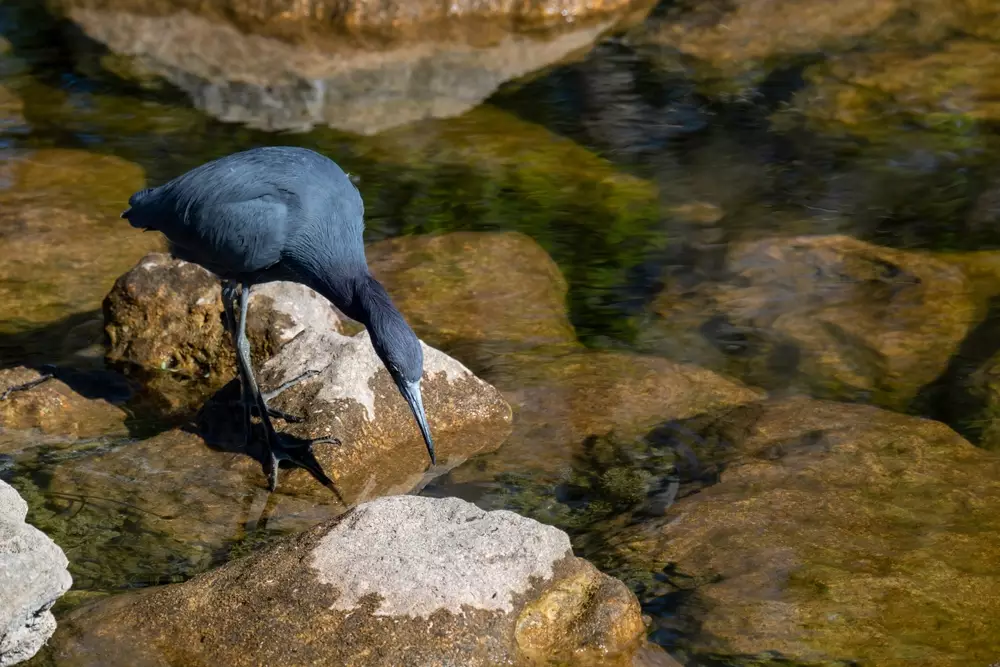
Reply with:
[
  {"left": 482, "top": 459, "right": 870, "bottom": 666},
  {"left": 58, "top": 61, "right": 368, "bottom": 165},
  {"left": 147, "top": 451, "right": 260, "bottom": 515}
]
[{"left": 310, "top": 269, "right": 394, "bottom": 329}]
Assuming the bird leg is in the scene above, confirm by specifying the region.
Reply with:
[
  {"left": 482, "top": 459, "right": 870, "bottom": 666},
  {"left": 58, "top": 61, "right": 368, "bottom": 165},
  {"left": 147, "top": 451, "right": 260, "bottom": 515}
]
[
  {"left": 233, "top": 283, "right": 339, "bottom": 493},
  {"left": 221, "top": 282, "right": 313, "bottom": 426}
]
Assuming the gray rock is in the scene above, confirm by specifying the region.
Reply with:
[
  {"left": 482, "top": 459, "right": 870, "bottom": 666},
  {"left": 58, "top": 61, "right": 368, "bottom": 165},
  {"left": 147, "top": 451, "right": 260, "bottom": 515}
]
[
  {"left": 0, "top": 480, "right": 72, "bottom": 667},
  {"left": 50, "top": 495, "right": 647, "bottom": 666},
  {"left": 51, "top": 8, "right": 625, "bottom": 134}
]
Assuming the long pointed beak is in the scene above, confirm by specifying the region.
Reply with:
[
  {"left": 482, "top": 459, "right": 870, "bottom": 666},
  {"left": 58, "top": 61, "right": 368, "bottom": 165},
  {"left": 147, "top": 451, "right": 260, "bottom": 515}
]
[{"left": 400, "top": 379, "right": 435, "bottom": 466}]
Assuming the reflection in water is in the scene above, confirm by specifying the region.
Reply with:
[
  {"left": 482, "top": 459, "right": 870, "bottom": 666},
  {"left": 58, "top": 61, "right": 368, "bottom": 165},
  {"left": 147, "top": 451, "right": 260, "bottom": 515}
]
[{"left": 1, "top": 0, "right": 1000, "bottom": 664}]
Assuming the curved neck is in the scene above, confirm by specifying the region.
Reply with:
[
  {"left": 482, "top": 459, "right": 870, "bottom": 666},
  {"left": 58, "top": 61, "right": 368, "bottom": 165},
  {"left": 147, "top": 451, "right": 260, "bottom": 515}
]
[{"left": 309, "top": 269, "right": 395, "bottom": 330}]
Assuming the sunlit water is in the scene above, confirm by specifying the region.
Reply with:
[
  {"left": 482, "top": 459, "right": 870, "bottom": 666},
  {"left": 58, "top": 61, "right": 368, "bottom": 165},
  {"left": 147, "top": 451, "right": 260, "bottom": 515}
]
[{"left": 2, "top": 0, "right": 999, "bottom": 664}]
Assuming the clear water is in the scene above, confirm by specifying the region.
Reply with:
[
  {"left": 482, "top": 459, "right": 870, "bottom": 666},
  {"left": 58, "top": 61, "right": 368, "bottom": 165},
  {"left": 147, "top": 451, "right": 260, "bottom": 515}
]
[{"left": 2, "top": 0, "right": 999, "bottom": 664}]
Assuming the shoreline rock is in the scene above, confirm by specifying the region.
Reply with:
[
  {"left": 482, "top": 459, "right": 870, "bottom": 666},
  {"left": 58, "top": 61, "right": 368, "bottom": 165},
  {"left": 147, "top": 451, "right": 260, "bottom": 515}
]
[
  {"left": 47, "top": 495, "right": 647, "bottom": 666},
  {"left": 0, "top": 479, "right": 72, "bottom": 667}
]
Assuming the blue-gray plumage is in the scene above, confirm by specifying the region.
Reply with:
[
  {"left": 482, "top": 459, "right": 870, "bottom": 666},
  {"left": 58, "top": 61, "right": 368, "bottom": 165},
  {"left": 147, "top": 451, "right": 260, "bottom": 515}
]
[{"left": 121, "top": 146, "right": 435, "bottom": 492}]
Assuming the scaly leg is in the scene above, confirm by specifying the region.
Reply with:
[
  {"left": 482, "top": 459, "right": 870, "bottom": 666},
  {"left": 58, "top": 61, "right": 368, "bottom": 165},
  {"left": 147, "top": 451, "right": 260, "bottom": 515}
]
[{"left": 234, "top": 284, "right": 338, "bottom": 492}]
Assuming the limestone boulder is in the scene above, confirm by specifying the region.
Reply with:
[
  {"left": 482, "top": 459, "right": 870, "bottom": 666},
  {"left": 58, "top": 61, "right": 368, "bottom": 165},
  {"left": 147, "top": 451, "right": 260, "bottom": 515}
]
[
  {"left": 0, "top": 479, "right": 72, "bottom": 667},
  {"left": 48, "top": 495, "right": 646, "bottom": 667},
  {"left": 104, "top": 253, "right": 344, "bottom": 381},
  {"left": 0, "top": 367, "right": 127, "bottom": 444},
  {"left": 48, "top": 0, "right": 655, "bottom": 133},
  {"left": 613, "top": 397, "right": 1000, "bottom": 665},
  {"left": 639, "top": 234, "right": 976, "bottom": 410}
]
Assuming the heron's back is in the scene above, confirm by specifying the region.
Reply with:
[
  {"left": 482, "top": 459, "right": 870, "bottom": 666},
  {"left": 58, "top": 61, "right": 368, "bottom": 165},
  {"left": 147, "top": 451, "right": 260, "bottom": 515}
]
[{"left": 122, "top": 147, "right": 365, "bottom": 280}]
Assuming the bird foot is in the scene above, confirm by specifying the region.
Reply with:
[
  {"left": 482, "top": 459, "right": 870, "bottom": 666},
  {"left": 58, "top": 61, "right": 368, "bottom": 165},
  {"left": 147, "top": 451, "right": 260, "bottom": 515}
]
[{"left": 260, "top": 431, "right": 342, "bottom": 496}]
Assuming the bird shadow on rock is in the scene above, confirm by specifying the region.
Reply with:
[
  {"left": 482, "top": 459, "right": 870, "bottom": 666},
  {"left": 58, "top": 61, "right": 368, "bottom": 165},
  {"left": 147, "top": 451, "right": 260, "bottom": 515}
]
[{"left": 189, "top": 378, "right": 348, "bottom": 506}]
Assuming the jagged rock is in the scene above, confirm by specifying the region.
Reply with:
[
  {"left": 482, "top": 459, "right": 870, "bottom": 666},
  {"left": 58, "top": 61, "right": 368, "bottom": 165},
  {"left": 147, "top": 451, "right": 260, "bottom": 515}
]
[
  {"left": 48, "top": 495, "right": 645, "bottom": 667},
  {"left": 48, "top": 0, "right": 655, "bottom": 133},
  {"left": 0, "top": 479, "right": 72, "bottom": 667},
  {"left": 104, "top": 252, "right": 344, "bottom": 382},
  {"left": 615, "top": 397, "right": 1000, "bottom": 666},
  {"left": 0, "top": 367, "right": 126, "bottom": 443},
  {"left": 639, "top": 234, "right": 976, "bottom": 410}
]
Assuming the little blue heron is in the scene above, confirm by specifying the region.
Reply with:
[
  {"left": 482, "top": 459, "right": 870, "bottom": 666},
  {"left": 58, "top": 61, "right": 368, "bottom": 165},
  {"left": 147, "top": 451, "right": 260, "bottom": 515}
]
[{"left": 121, "top": 146, "right": 435, "bottom": 492}]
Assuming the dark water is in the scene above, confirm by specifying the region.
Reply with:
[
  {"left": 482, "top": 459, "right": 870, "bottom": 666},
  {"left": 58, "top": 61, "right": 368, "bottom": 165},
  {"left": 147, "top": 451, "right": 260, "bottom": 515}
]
[{"left": 2, "top": 0, "right": 1000, "bottom": 664}]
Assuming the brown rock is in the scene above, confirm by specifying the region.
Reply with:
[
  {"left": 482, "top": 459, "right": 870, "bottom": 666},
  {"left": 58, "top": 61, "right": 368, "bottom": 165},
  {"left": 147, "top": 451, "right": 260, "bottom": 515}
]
[
  {"left": 619, "top": 397, "right": 1000, "bottom": 666},
  {"left": 632, "top": 0, "right": 900, "bottom": 82},
  {"left": 367, "top": 231, "right": 577, "bottom": 350},
  {"left": 641, "top": 235, "right": 976, "bottom": 410},
  {"left": 49, "top": 0, "right": 650, "bottom": 45},
  {"left": 450, "top": 347, "right": 763, "bottom": 478},
  {"left": 0, "top": 367, "right": 126, "bottom": 442},
  {"left": 789, "top": 39, "right": 1000, "bottom": 135},
  {"left": 103, "top": 253, "right": 345, "bottom": 412},
  {"left": 47, "top": 495, "right": 646, "bottom": 667}
]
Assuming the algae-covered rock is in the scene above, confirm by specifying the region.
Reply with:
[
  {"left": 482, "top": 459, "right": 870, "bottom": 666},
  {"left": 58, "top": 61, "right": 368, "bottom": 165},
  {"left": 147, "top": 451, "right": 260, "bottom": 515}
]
[
  {"left": 630, "top": 0, "right": 901, "bottom": 90},
  {"left": 48, "top": 495, "right": 646, "bottom": 667},
  {"left": 639, "top": 234, "right": 976, "bottom": 410},
  {"left": 0, "top": 149, "right": 163, "bottom": 335},
  {"left": 0, "top": 479, "right": 72, "bottom": 667},
  {"left": 787, "top": 39, "right": 1000, "bottom": 138},
  {"left": 616, "top": 397, "right": 1000, "bottom": 666},
  {"left": 367, "top": 231, "right": 577, "bottom": 350},
  {"left": 362, "top": 106, "right": 663, "bottom": 342},
  {"left": 0, "top": 367, "right": 127, "bottom": 443}
]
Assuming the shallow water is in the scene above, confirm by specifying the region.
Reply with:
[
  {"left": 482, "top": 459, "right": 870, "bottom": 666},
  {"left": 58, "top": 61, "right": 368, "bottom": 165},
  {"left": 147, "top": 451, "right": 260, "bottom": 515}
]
[{"left": 2, "top": 0, "right": 1000, "bottom": 664}]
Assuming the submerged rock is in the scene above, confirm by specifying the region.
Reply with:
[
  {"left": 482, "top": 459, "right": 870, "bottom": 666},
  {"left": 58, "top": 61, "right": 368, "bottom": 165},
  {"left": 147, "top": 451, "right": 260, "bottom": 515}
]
[
  {"left": 617, "top": 397, "right": 1000, "bottom": 665},
  {"left": 0, "top": 367, "right": 126, "bottom": 443},
  {"left": 367, "top": 231, "right": 577, "bottom": 351},
  {"left": 640, "top": 234, "right": 976, "bottom": 410},
  {"left": 0, "top": 149, "right": 161, "bottom": 342},
  {"left": 788, "top": 39, "right": 1000, "bottom": 137},
  {"left": 449, "top": 346, "right": 763, "bottom": 480},
  {"left": 50, "top": 0, "right": 654, "bottom": 133},
  {"left": 49, "top": 495, "right": 645, "bottom": 667},
  {"left": 0, "top": 479, "right": 72, "bottom": 667}
]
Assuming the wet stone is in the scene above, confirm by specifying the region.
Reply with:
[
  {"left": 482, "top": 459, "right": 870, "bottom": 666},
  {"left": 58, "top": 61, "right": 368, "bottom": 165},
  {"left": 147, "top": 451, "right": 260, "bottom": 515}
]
[
  {"left": 367, "top": 231, "right": 578, "bottom": 351},
  {"left": 47, "top": 495, "right": 646, "bottom": 667},
  {"left": 0, "top": 479, "right": 72, "bottom": 667},
  {"left": 639, "top": 234, "right": 977, "bottom": 410},
  {"left": 0, "top": 367, "right": 127, "bottom": 444},
  {"left": 614, "top": 397, "right": 1000, "bottom": 666}
]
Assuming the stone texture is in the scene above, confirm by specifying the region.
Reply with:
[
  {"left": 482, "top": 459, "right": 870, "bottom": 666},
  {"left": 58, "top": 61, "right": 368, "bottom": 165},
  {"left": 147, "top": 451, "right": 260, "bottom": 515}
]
[
  {"left": 49, "top": 0, "right": 654, "bottom": 133},
  {"left": 639, "top": 234, "right": 976, "bottom": 410},
  {"left": 48, "top": 495, "right": 645, "bottom": 667},
  {"left": 451, "top": 346, "right": 763, "bottom": 479},
  {"left": 0, "top": 479, "right": 72, "bottom": 667},
  {"left": 0, "top": 367, "right": 126, "bottom": 442},
  {"left": 617, "top": 397, "right": 1000, "bottom": 666},
  {"left": 0, "top": 149, "right": 162, "bottom": 337},
  {"left": 367, "top": 231, "right": 577, "bottom": 350},
  {"left": 789, "top": 39, "right": 1000, "bottom": 136},
  {"left": 104, "top": 252, "right": 344, "bottom": 381},
  {"left": 251, "top": 326, "right": 513, "bottom": 499}
]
